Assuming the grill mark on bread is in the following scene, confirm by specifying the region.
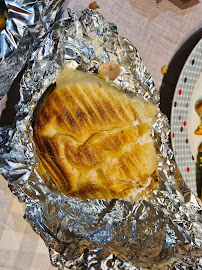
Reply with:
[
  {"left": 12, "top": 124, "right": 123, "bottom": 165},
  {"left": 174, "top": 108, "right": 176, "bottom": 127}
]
[
  {"left": 66, "top": 86, "right": 97, "bottom": 128},
  {"left": 103, "top": 99, "right": 120, "bottom": 121},
  {"left": 86, "top": 106, "right": 99, "bottom": 123},
  {"left": 42, "top": 138, "right": 58, "bottom": 157},
  {"left": 99, "top": 89, "right": 130, "bottom": 123},
  {"left": 75, "top": 109, "right": 87, "bottom": 122},
  {"left": 81, "top": 85, "right": 109, "bottom": 124},
  {"left": 65, "top": 146, "right": 100, "bottom": 168},
  {"left": 77, "top": 149, "right": 98, "bottom": 166},
  {"left": 66, "top": 83, "right": 134, "bottom": 129},
  {"left": 86, "top": 84, "right": 116, "bottom": 124},
  {"left": 35, "top": 110, "right": 50, "bottom": 130},
  {"left": 90, "top": 83, "right": 134, "bottom": 125},
  {"left": 61, "top": 87, "right": 76, "bottom": 105},
  {"left": 120, "top": 160, "right": 130, "bottom": 176},
  {"left": 108, "top": 92, "right": 135, "bottom": 122},
  {"left": 64, "top": 110, "right": 77, "bottom": 128},
  {"left": 52, "top": 93, "right": 79, "bottom": 132},
  {"left": 34, "top": 68, "right": 158, "bottom": 199},
  {"left": 34, "top": 132, "right": 49, "bottom": 155},
  {"left": 52, "top": 159, "right": 71, "bottom": 189},
  {"left": 77, "top": 86, "right": 106, "bottom": 125},
  {"left": 42, "top": 110, "right": 50, "bottom": 124},
  {"left": 67, "top": 85, "right": 102, "bottom": 127},
  {"left": 94, "top": 102, "right": 107, "bottom": 121},
  {"left": 119, "top": 154, "right": 136, "bottom": 179},
  {"left": 38, "top": 136, "right": 48, "bottom": 155},
  {"left": 39, "top": 153, "right": 71, "bottom": 191},
  {"left": 61, "top": 87, "right": 89, "bottom": 128}
]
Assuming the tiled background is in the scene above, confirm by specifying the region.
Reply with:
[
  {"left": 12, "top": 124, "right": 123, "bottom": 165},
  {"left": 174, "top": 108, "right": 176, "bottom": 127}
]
[{"left": 0, "top": 175, "right": 55, "bottom": 270}]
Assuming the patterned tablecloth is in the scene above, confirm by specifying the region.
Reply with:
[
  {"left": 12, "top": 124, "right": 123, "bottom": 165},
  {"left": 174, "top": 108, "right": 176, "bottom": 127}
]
[{"left": 0, "top": 0, "right": 202, "bottom": 269}]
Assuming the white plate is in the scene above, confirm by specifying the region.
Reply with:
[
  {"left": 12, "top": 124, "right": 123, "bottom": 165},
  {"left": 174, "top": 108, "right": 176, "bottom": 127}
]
[{"left": 171, "top": 38, "right": 202, "bottom": 194}]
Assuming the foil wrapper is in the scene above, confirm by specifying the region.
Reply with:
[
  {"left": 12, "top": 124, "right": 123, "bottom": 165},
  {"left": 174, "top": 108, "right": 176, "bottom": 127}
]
[
  {"left": 0, "top": 9, "right": 202, "bottom": 269},
  {"left": 0, "top": 0, "right": 67, "bottom": 100}
]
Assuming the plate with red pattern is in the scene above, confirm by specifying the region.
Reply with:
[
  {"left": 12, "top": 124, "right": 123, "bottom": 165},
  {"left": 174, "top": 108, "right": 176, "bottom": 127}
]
[{"left": 171, "top": 38, "right": 202, "bottom": 194}]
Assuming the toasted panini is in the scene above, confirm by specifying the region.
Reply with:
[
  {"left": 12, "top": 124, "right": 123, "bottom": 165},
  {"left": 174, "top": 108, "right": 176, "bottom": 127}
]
[{"left": 34, "top": 68, "right": 158, "bottom": 200}]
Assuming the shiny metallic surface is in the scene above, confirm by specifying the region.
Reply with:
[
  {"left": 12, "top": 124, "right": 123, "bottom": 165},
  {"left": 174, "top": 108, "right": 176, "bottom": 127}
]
[
  {"left": 0, "top": 0, "right": 66, "bottom": 100},
  {"left": 0, "top": 8, "right": 202, "bottom": 269}
]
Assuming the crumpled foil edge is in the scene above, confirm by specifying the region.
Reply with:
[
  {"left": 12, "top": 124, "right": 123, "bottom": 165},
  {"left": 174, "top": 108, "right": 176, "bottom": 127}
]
[{"left": 0, "top": 0, "right": 67, "bottom": 100}]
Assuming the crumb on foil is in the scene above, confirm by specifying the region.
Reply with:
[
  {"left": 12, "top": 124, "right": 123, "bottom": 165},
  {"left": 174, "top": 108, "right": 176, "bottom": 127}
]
[{"left": 98, "top": 61, "right": 121, "bottom": 81}]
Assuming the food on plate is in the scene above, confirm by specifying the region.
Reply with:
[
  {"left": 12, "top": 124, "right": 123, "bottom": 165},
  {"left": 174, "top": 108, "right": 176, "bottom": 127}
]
[
  {"left": 33, "top": 67, "right": 158, "bottom": 200},
  {"left": 194, "top": 100, "right": 202, "bottom": 135}
]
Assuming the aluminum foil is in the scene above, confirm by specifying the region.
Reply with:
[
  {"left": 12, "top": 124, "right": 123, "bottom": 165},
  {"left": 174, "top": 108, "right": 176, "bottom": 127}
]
[
  {"left": 0, "top": 8, "right": 202, "bottom": 270},
  {"left": 0, "top": 0, "right": 67, "bottom": 100}
]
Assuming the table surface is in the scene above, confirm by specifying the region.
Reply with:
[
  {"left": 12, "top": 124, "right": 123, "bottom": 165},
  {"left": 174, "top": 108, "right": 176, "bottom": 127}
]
[{"left": 0, "top": 0, "right": 202, "bottom": 269}]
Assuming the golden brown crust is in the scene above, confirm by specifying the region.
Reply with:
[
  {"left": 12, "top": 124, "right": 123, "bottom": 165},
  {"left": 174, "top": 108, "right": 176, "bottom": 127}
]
[{"left": 34, "top": 68, "right": 158, "bottom": 199}]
